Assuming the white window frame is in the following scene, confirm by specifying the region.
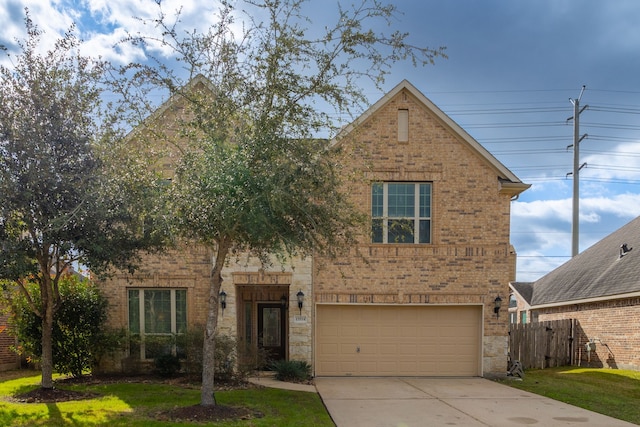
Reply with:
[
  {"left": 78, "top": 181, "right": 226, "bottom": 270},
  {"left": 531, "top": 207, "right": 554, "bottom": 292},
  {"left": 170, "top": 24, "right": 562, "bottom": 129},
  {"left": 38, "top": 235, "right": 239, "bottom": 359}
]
[
  {"left": 372, "top": 182, "right": 432, "bottom": 244},
  {"left": 128, "top": 288, "right": 186, "bottom": 360}
]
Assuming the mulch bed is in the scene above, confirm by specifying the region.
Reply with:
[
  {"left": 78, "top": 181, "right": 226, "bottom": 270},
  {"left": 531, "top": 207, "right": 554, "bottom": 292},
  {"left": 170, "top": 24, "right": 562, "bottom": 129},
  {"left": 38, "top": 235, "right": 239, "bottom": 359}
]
[
  {"left": 159, "top": 404, "right": 264, "bottom": 423},
  {"left": 9, "top": 373, "right": 264, "bottom": 423},
  {"left": 12, "top": 387, "right": 100, "bottom": 403}
]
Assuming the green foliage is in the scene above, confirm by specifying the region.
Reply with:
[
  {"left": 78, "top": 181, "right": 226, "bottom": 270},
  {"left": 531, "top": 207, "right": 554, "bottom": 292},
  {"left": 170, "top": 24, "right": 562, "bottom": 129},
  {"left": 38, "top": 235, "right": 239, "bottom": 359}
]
[
  {"left": 237, "top": 342, "right": 270, "bottom": 378},
  {"left": 120, "top": 0, "right": 445, "bottom": 405},
  {"left": 153, "top": 353, "right": 181, "bottom": 377},
  {"left": 123, "top": 0, "right": 447, "bottom": 264},
  {"left": 175, "top": 327, "right": 264, "bottom": 382},
  {"left": 0, "top": 372, "right": 335, "bottom": 427},
  {"left": 270, "top": 359, "right": 312, "bottom": 383},
  {"left": 7, "top": 274, "right": 117, "bottom": 377},
  {"left": 214, "top": 334, "right": 237, "bottom": 382},
  {"left": 0, "top": 9, "right": 169, "bottom": 388},
  {"left": 175, "top": 326, "right": 204, "bottom": 376}
]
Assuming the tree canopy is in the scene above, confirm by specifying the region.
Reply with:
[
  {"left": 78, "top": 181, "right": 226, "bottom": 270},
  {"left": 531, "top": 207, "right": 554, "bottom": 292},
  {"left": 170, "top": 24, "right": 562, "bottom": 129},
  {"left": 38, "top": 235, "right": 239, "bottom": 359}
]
[
  {"left": 0, "top": 11, "right": 166, "bottom": 389},
  {"left": 119, "top": 0, "right": 445, "bottom": 406}
]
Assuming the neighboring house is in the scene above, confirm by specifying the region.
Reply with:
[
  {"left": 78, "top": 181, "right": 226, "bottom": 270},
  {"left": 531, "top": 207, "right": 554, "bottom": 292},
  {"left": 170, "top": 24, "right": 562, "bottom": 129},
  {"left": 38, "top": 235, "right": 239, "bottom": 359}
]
[
  {"left": 510, "top": 215, "right": 640, "bottom": 371},
  {"left": 99, "top": 78, "right": 529, "bottom": 378},
  {"left": 509, "top": 282, "right": 533, "bottom": 324},
  {"left": 0, "top": 311, "right": 19, "bottom": 371}
]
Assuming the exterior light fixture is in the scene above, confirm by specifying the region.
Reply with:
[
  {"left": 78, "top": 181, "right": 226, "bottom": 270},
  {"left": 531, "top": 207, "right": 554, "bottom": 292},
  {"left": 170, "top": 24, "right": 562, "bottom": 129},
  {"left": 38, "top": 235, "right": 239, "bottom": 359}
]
[
  {"left": 219, "top": 290, "right": 227, "bottom": 311},
  {"left": 296, "top": 290, "right": 305, "bottom": 315},
  {"left": 280, "top": 294, "right": 288, "bottom": 308},
  {"left": 493, "top": 296, "right": 502, "bottom": 318}
]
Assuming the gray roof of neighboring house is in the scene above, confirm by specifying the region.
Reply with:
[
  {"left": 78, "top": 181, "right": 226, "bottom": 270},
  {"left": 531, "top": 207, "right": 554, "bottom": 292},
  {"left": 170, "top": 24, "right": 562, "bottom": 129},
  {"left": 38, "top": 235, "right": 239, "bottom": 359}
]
[
  {"left": 524, "top": 215, "right": 640, "bottom": 307},
  {"left": 510, "top": 282, "right": 534, "bottom": 305}
]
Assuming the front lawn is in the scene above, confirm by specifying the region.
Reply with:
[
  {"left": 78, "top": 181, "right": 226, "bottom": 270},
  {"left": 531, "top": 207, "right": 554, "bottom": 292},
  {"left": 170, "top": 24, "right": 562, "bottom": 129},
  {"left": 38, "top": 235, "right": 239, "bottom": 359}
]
[
  {"left": 502, "top": 367, "right": 640, "bottom": 425},
  {"left": 0, "top": 372, "right": 334, "bottom": 426}
]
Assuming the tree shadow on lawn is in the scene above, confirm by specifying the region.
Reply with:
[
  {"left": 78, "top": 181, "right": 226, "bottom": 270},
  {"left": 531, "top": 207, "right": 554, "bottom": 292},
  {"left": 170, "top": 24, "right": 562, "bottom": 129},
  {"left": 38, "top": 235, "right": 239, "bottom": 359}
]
[{"left": 8, "top": 373, "right": 264, "bottom": 424}]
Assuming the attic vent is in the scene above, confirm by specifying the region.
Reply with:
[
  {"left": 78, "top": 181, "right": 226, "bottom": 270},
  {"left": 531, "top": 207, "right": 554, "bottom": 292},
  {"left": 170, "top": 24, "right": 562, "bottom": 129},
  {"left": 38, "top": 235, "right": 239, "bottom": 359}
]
[
  {"left": 619, "top": 243, "right": 633, "bottom": 258},
  {"left": 398, "top": 109, "right": 408, "bottom": 142}
]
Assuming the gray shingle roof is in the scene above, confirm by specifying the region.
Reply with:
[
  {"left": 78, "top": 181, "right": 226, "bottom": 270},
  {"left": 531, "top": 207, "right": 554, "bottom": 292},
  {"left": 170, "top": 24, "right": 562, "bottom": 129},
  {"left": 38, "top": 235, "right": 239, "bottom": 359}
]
[
  {"left": 511, "top": 282, "right": 534, "bottom": 305},
  {"left": 529, "top": 215, "right": 640, "bottom": 306}
]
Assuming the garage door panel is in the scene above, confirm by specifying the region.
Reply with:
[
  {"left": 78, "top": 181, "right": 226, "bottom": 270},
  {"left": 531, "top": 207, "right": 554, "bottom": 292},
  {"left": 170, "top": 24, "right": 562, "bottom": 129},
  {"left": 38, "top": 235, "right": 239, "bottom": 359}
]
[
  {"left": 316, "top": 305, "right": 481, "bottom": 377},
  {"left": 380, "top": 325, "right": 398, "bottom": 337},
  {"left": 341, "top": 325, "right": 359, "bottom": 337},
  {"left": 398, "top": 343, "right": 418, "bottom": 354},
  {"left": 399, "top": 325, "right": 419, "bottom": 337},
  {"left": 380, "top": 343, "right": 398, "bottom": 354}
]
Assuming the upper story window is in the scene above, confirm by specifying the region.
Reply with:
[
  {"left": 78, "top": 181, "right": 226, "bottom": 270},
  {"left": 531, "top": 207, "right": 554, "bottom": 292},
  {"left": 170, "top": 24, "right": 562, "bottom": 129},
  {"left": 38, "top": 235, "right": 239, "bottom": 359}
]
[
  {"left": 509, "top": 294, "right": 517, "bottom": 308},
  {"left": 371, "top": 182, "right": 432, "bottom": 244}
]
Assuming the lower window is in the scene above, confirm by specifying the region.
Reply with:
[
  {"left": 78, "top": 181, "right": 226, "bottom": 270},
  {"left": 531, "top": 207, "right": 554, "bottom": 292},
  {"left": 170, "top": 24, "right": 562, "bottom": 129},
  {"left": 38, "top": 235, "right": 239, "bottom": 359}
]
[{"left": 128, "top": 289, "right": 187, "bottom": 360}]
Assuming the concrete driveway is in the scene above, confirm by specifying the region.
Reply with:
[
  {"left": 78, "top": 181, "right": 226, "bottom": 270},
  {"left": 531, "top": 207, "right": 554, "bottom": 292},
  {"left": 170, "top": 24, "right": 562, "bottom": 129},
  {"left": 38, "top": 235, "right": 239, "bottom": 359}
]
[{"left": 314, "top": 377, "right": 636, "bottom": 427}]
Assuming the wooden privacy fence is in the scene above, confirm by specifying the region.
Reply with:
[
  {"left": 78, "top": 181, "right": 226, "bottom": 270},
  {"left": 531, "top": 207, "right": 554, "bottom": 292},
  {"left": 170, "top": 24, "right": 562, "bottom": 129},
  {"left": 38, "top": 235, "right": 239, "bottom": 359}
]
[{"left": 509, "top": 319, "right": 574, "bottom": 369}]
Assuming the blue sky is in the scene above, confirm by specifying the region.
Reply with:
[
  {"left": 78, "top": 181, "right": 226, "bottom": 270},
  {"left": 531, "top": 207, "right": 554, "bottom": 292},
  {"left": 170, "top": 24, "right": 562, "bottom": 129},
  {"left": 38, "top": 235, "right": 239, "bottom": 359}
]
[{"left": 3, "top": 0, "right": 640, "bottom": 282}]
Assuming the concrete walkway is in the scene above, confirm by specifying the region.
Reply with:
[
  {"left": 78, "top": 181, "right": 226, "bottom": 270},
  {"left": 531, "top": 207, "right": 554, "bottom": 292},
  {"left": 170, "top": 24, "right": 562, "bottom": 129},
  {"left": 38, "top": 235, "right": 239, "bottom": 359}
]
[
  {"left": 313, "top": 377, "right": 637, "bottom": 427},
  {"left": 248, "top": 372, "right": 316, "bottom": 392}
]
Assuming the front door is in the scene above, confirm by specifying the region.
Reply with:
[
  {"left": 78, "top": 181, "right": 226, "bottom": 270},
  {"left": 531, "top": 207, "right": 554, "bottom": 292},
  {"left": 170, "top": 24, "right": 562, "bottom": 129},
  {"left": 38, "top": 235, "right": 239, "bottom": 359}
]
[{"left": 258, "top": 303, "right": 286, "bottom": 362}]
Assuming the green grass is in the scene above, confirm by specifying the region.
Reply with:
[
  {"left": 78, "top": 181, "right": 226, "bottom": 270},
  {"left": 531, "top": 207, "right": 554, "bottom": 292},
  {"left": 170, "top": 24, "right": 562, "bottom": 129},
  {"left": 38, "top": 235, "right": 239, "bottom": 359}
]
[
  {"left": 0, "top": 372, "right": 334, "bottom": 426},
  {"left": 501, "top": 367, "right": 640, "bottom": 425}
]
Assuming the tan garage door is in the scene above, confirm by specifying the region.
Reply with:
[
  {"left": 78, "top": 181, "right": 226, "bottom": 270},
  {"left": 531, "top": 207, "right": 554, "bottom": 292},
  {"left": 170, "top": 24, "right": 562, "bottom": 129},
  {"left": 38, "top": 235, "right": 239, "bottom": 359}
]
[{"left": 316, "top": 305, "right": 481, "bottom": 376}]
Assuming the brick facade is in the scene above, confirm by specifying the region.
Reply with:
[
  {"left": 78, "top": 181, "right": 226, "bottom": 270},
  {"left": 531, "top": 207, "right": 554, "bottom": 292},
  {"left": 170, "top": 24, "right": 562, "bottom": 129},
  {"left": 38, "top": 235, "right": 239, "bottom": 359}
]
[
  {"left": 315, "top": 86, "right": 522, "bottom": 376},
  {"left": 0, "top": 312, "right": 19, "bottom": 371},
  {"left": 98, "top": 78, "right": 527, "bottom": 378},
  {"left": 537, "top": 298, "right": 640, "bottom": 371}
]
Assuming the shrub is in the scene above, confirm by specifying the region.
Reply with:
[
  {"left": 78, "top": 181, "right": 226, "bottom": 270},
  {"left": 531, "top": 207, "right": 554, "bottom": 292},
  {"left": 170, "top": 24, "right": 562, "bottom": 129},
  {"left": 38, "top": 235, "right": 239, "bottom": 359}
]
[
  {"left": 237, "top": 343, "right": 269, "bottom": 379},
  {"left": 175, "top": 327, "right": 265, "bottom": 382},
  {"left": 176, "top": 326, "right": 204, "bottom": 377},
  {"left": 6, "top": 274, "right": 115, "bottom": 377},
  {"left": 154, "top": 353, "right": 181, "bottom": 377},
  {"left": 270, "top": 359, "right": 312, "bottom": 382},
  {"left": 214, "top": 334, "right": 236, "bottom": 382}
]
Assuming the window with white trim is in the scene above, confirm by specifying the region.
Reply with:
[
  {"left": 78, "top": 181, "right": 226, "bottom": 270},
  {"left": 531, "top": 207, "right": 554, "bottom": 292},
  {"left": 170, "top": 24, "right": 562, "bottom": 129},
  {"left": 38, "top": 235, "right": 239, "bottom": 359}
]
[
  {"left": 128, "top": 289, "right": 187, "bottom": 360},
  {"left": 372, "top": 182, "right": 432, "bottom": 244}
]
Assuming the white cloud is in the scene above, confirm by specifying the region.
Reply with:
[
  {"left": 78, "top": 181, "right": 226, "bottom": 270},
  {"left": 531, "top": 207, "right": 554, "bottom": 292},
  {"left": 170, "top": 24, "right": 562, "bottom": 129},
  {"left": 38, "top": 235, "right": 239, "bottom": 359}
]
[
  {"left": 1, "top": 0, "right": 225, "bottom": 66},
  {"left": 511, "top": 192, "right": 640, "bottom": 281},
  {"left": 1, "top": 0, "right": 74, "bottom": 55}
]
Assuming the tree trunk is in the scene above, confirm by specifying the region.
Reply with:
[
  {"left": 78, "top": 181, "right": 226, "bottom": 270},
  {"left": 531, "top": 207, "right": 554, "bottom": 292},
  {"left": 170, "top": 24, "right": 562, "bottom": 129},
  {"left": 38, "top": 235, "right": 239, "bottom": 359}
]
[
  {"left": 200, "top": 240, "right": 230, "bottom": 406},
  {"left": 40, "top": 276, "right": 55, "bottom": 389}
]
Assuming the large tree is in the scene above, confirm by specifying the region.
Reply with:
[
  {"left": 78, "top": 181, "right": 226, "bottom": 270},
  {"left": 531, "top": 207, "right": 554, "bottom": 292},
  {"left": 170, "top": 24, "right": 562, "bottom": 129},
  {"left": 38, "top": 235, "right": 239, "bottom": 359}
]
[
  {"left": 124, "top": 0, "right": 445, "bottom": 406},
  {"left": 0, "top": 12, "right": 166, "bottom": 389}
]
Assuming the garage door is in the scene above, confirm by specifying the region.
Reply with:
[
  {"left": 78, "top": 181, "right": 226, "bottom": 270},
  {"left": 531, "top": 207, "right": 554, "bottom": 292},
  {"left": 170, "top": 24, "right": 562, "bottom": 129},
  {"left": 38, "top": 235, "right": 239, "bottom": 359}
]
[{"left": 316, "top": 305, "right": 481, "bottom": 376}]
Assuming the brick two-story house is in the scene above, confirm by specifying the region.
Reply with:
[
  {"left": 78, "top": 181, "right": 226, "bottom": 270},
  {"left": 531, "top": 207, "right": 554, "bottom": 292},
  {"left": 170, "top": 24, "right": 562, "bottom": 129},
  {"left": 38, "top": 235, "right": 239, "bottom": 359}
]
[
  {"left": 0, "top": 312, "right": 19, "bottom": 371},
  {"left": 99, "top": 78, "right": 529, "bottom": 378}
]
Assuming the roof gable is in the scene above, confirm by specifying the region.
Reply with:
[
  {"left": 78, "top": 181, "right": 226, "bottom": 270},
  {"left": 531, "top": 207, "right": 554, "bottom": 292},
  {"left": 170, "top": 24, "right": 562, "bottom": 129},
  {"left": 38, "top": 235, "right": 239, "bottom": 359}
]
[
  {"left": 331, "top": 80, "right": 529, "bottom": 195},
  {"left": 510, "top": 282, "right": 534, "bottom": 305},
  {"left": 530, "top": 215, "right": 640, "bottom": 306}
]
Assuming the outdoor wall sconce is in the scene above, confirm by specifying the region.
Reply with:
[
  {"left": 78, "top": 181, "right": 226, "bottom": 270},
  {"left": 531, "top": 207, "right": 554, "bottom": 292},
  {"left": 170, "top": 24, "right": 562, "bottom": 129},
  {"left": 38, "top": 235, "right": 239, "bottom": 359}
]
[
  {"left": 493, "top": 296, "right": 502, "bottom": 318},
  {"left": 296, "top": 290, "right": 305, "bottom": 315},
  {"left": 219, "top": 290, "right": 227, "bottom": 311},
  {"left": 280, "top": 294, "right": 288, "bottom": 308}
]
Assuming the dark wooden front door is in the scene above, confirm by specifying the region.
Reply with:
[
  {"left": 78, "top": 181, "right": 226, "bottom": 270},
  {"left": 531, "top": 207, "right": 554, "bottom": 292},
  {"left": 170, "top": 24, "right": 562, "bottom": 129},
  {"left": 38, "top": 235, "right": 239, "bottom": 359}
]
[{"left": 257, "top": 303, "right": 286, "bottom": 361}]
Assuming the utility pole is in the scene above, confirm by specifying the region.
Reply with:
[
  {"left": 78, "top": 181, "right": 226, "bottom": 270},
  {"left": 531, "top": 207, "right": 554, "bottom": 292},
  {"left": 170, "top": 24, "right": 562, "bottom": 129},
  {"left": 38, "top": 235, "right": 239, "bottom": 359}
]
[{"left": 567, "top": 85, "right": 588, "bottom": 257}]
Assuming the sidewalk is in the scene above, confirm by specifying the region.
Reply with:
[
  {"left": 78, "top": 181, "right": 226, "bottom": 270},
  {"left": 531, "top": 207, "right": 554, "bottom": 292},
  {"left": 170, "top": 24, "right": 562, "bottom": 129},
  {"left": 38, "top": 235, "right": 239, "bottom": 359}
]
[{"left": 248, "top": 372, "right": 317, "bottom": 393}]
